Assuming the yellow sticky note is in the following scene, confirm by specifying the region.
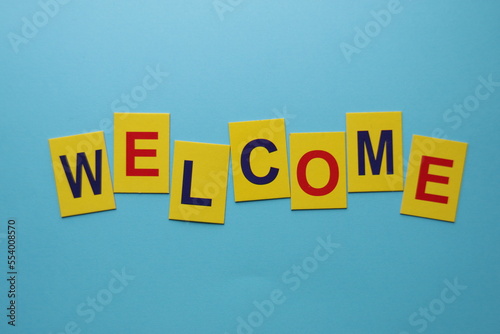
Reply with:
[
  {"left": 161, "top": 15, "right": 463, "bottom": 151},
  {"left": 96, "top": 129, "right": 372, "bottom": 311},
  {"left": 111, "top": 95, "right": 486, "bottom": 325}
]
[
  {"left": 114, "top": 113, "right": 170, "bottom": 193},
  {"left": 169, "top": 141, "right": 230, "bottom": 224},
  {"left": 290, "top": 132, "right": 347, "bottom": 210},
  {"left": 346, "top": 111, "right": 403, "bottom": 192},
  {"left": 228, "top": 119, "right": 290, "bottom": 202},
  {"left": 401, "top": 135, "right": 467, "bottom": 222},
  {"left": 49, "top": 132, "right": 116, "bottom": 217}
]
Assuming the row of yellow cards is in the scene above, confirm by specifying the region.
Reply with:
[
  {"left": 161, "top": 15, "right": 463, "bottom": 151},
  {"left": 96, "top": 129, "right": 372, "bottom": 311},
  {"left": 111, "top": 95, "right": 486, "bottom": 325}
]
[{"left": 48, "top": 112, "right": 467, "bottom": 224}]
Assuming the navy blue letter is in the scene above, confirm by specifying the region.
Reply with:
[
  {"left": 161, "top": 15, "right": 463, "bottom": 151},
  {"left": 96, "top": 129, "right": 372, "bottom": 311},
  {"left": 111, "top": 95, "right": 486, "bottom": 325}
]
[
  {"left": 181, "top": 160, "right": 212, "bottom": 206},
  {"left": 241, "top": 139, "right": 279, "bottom": 185},
  {"left": 59, "top": 150, "right": 103, "bottom": 198},
  {"left": 357, "top": 130, "right": 394, "bottom": 175}
]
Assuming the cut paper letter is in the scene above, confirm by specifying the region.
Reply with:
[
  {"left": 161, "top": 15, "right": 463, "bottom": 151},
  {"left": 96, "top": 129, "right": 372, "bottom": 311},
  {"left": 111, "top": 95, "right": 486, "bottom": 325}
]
[
  {"left": 400, "top": 135, "right": 467, "bottom": 222},
  {"left": 169, "top": 141, "right": 230, "bottom": 224},
  {"left": 346, "top": 111, "right": 403, "bottom": 192},
  {"left": 114, "top": 113, "right": 170, "bottom": 193},
  {"left": 290, "top": 132, "right": 347, "bottom": 210},
  {"left": 228, "top": 119, "right": 290, "bottom": 202},
  {"left": 49, "top": 131, "right": 116, "bottom": 217}
]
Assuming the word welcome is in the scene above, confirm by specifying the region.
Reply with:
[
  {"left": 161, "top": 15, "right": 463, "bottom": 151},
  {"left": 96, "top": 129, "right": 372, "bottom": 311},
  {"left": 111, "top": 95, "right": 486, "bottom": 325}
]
[{"left": 48, "top": 111, "right": 468, "bottom": 224}]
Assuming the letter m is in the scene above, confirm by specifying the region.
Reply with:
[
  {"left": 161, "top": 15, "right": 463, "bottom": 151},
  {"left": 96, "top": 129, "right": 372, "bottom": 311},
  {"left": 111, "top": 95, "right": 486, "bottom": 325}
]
[
  {"left": 59, "top": 150, "right": 103, "bottom": 198},
  {"left": 357, "top": 130, "right": 394, "bottom": 175}
]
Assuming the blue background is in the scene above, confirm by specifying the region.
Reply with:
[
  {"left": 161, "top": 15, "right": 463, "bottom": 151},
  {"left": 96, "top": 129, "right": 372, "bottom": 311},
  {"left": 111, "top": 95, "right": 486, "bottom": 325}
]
[{"left": 1, "top": 0, "right": 500, "bottom": 333}]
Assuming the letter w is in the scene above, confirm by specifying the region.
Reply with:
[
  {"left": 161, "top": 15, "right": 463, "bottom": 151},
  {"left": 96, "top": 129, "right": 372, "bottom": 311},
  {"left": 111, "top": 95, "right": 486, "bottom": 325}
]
[
  {"left": 357, "top": 130, "right": 393, "bottom": 175},
  {"left": 59, "top": 150, "right": 103, "bottom": 198}
]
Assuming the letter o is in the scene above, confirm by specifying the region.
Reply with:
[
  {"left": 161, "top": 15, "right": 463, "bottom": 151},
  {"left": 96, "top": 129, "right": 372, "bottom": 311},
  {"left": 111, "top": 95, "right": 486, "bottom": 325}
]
[
  {"left": 247, "top": 311, "right": 264, "bottom": 328},
  {"left": 258, "top": 127, "right": 274, "bottom": 140},
  {"left": 302, "top": 257, "right": 318, "bottom": 273},
  {"left": 297, "top": 150, "right": 339, "bottom": 196},
  {"left": 365, "top": 21, "right": 381, "bottom": 37},
  {"left": 463, "top": 95, "right": 479, "bottom": 111},
  {"left": 429, "top": 298, "right": 445, "bottom": 315},
  {"left": 33, "top": 11, "right": 49, "bottom": 27},
  {"left": 97, "top": 289, "right": 113, "bottom": 306},
  {"left": 76, "top": 140, "right": 93, "bottom": 154},
  {"left": 203, "top": 182, "right": 219, "bottom": 198},
  {"left": 131, "top": 85, "right": 147, "bottom": 102}
]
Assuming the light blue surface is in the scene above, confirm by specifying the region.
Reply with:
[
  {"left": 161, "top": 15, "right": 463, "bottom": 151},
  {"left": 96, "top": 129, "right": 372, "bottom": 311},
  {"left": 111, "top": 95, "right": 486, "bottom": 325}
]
[{"left": 1, "top": 0, "right": 499, "bottom": 333}]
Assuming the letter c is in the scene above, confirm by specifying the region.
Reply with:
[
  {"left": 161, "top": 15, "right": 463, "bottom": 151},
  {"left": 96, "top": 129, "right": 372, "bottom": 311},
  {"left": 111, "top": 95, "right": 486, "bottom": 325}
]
[{"left": 241, "top": 139, "right": 279, "bottom": 185}]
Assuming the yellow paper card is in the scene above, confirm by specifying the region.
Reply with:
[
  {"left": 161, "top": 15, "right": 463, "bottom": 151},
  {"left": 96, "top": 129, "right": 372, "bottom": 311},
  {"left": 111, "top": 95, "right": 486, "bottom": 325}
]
[
  {"left": 114, "top": 113, "right": 170, "bottom": 193},
  {"left": 169, "top": 141, "right": 230, "bottom": 224},
  {"left": 49, "top": 132, "right": 116, "bottom": 217},
  {"left": 290, "top": 132, "right": 347, "bottom": 210},
  {"left": 401, "top": 135, "right": 467, "bottom": 222},
  {"left": 346, "top": 111, "right": 403, "bottom": 192},
  {"left": 228, "top": 119, "right": 290, "bottom": 202}
]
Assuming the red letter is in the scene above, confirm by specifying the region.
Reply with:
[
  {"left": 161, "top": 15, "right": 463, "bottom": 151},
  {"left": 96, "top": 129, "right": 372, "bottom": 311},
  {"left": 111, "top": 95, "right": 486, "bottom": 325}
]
[
  {"left": 126, "top": 132, "right": 159, "bottom": 176},
  {"left": 297, "top": 150, "right": 339, "bottom": 196},
  {"left": 415, "top": 156, "right": 453, "bottom": 204}
]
